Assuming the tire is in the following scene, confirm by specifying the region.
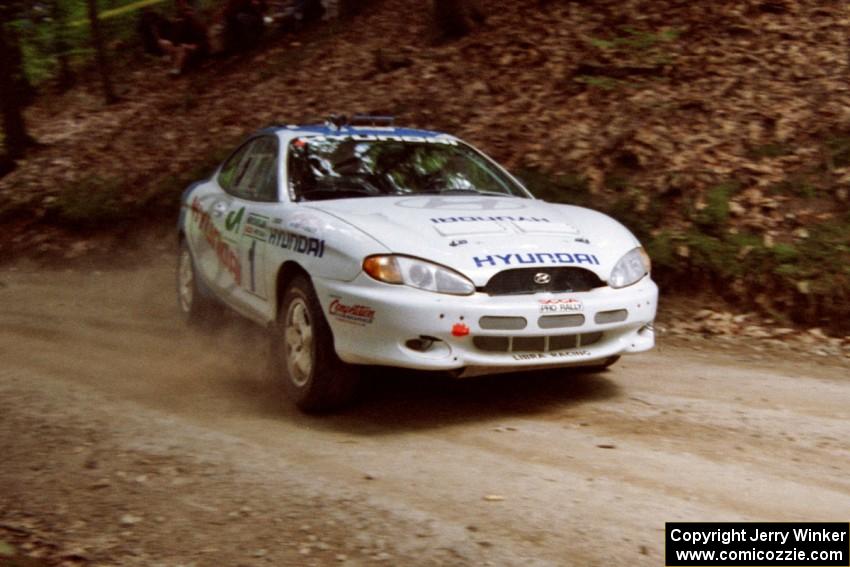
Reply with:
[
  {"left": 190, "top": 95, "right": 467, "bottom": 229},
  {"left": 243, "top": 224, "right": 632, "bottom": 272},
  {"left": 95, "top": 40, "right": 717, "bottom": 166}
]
[
  {"left": 272, "top": 274, "right": 359, "bottom": 412},
  {"left": 176, "top": 239, "right": 218, "bottom": 326}
]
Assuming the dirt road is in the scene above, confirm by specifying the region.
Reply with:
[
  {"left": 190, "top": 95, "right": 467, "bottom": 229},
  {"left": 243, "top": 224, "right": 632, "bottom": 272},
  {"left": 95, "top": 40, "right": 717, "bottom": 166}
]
[{"left": 1, "top": 249, "right": 848, "bottom": 566}]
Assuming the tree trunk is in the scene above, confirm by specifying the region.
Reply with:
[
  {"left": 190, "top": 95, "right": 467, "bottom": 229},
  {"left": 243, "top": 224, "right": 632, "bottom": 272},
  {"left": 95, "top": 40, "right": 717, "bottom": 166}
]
[
  {"left": 52, "top": 0, "right": 74, "bottom": 92},
  {"left": 0, "top": 17, "right": 35, "bottom": 161},
  {"left": 433, "top": 0, "right": 484, "bottom": 41},
  {"left": 433, "top": 0, "right": 469, "bottom": 39},
  {"left": 86, "top": 0, "right": 118, "bottom": 105}
]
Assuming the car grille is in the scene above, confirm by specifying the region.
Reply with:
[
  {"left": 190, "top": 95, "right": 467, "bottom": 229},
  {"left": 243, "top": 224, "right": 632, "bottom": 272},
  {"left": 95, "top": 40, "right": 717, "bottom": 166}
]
[
  {"left": 480, "top": 268, "right": 605, "bottom": 296},
  {"left": 473, "top": 332, "right": 603, "bottom": 353}
]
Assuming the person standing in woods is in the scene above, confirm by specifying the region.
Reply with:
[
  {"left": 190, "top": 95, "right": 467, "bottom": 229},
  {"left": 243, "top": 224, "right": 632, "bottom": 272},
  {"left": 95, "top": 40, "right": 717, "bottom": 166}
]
[
  {"left": 221, "top": 0, "right": 267, "bottom": 53},
  {"left": 157, "top": 0, "right": 209, "bottom": 75}
]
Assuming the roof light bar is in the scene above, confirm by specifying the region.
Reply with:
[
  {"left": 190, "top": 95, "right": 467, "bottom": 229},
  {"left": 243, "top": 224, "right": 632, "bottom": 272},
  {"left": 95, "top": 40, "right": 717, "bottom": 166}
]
[{"left": 325, "top": 114, "right": 396, "bottom": 130}]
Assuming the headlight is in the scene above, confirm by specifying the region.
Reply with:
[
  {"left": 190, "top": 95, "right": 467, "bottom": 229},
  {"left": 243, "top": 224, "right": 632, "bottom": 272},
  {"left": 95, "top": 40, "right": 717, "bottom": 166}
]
[
  {"left": 609, "top": 247, "right": 651, "bottom": 289},
  {"left": 363, "top": 255, "right": 475, "bottom": 295}
]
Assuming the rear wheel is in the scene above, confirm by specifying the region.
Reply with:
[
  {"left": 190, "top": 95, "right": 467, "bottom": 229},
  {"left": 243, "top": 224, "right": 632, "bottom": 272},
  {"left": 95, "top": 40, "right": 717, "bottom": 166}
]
[
  {"left": 272, "top": 275, "right": 359, "bottom": 412},
  {"left": 177, "top": 239, "right": 217, "bottom": 325}
]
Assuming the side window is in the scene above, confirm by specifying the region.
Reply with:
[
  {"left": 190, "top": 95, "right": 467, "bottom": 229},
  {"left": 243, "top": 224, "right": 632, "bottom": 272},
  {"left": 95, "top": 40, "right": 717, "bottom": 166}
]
[
  {"left": 287, "top": 140, "right": 314, "bottom": 199},
  {"left": 218, "top": 143, "right": 252, "bottom": 191},
  {"left": 219, "top": 137, "right": 279, "bottom": 202}
]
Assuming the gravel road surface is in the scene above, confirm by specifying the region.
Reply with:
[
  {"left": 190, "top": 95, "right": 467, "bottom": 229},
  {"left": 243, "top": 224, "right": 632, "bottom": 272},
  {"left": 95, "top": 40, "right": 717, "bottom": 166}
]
[{"left": 1, "top": 252, "right": 848, "bottom": 566}]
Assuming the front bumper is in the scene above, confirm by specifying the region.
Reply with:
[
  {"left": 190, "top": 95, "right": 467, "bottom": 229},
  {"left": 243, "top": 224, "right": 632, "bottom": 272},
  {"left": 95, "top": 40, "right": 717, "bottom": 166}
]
[{"left": 313, "top": 273, "right": 658, "bottom": 373}]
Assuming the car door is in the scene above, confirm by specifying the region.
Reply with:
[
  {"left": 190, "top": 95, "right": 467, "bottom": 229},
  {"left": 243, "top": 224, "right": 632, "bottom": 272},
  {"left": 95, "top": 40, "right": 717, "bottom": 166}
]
[
  {"left": 219, "top": 136, "right": 281, "bottom": 321},
  {"left": 192, "top": 140, "right": 254, "bottom": 300},
  {"left": 185, "top": 152, "right": 245, "bottom": 298}
]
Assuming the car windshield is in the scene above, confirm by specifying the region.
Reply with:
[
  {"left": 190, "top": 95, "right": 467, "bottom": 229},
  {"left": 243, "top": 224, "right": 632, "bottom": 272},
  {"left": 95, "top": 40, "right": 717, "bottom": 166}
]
[{"left": 287, "top": 135, "right": 529, "bottom": 201}]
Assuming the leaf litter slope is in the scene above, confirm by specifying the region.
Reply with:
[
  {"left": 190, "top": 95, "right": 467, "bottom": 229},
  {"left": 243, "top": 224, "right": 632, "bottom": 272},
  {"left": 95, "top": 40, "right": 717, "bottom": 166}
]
[{"left": 4, "top": 0, "right": 850, "bottom": 230}]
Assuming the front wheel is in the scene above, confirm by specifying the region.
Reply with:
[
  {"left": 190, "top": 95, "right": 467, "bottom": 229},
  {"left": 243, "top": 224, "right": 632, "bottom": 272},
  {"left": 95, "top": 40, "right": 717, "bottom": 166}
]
[{"left": 272, "top": 275, "right": 359, "bottom": 412}]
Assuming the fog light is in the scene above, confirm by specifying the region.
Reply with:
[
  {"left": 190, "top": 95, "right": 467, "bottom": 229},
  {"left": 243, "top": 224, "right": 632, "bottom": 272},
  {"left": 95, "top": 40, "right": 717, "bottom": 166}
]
[{"left": 405, "top": 336, "right": 439, "bottom": 352}]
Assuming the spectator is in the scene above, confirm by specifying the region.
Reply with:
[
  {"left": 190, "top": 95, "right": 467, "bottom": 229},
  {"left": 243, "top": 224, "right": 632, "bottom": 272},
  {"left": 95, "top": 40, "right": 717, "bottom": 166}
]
[
  {"left": 222, "top": 0, "right": 267, "bottom": 53},
  {"left": 137, "top": 10, "right": 172, "bottom": 56},
  {"left": 157, "top": 0, "right": 209, "bottom": 75}
]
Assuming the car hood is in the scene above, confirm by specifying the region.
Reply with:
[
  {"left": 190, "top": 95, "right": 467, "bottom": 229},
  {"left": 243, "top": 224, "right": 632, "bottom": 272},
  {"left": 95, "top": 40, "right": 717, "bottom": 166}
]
[{"left": 304, "top": 195, "right": 641, "bottom": 286}]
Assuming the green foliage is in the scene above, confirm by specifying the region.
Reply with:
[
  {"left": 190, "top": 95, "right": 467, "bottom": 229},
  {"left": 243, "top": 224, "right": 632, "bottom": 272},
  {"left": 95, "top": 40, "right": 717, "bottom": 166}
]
[
  {"left": 0, "top": 540, "right": 15, "bottom": 557},
  {"left": 515, "top": 168, "right": 594, "bottom": 208},
  {"left": 588, "top": 26, "right": 680, "bottom": 67},
  {"left": 15, "top": 0, "right": 221, "bottom": 87},
  {"left": 825, "top": 134, "right": 850, "bottom": 169},
  {"left": 693, "top": 181, "right": 739, "bottom": 233},
  {"left": 654, "top": 213, "right": 850, "bottom": 330},
  {"left": 573, "top": 75, "right": 624, "bottom": 91},
  {"left": 607, "top": 192, "right": 663, "bottom": 241},
  {"left": 48, "top": 176, "right": 128, "bottom": 228},
  {"left": 590, "top": 27, "right": 679, "bottom": 52},
  {"left": 771, "top": 174, "right": 820, "bottom": 199},
  {"left": 770, "top": 242, "right": 799, "bottom": 264},
  {"left": 748, "top": 142, "right": 790, "bottom": 160},
  {"left": 45, "top": 144, "right": 230, "bottom": 230},
  {"left": 644, "top": 230, "right": 675, "bottom": 268}
]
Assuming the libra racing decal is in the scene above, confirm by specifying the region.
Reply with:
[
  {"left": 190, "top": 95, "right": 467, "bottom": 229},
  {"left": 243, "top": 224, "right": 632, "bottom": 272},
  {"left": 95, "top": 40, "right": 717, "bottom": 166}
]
[
  {"left": 473, "top": 252, "right": 600, "bottom": 268},
  {"left": 513, "top": 350, "right": 591, "bottom": 361}
]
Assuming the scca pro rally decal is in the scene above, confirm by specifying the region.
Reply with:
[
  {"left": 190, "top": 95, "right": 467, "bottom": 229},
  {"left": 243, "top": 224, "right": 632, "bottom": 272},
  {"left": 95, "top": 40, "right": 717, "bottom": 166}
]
[
  {"left": 328, "top": 298, "right": 375, "bottom": 325},
  {"left": 539, "top": 298, "right": 583, "bottom": 313},
  {"left": 191, "top": 197, "right": 241, "bottom": 285},
  {"left": 473, "top": 253, "right": 600, "bottom": 268},
  {"left": 268, "top": 228, "right": 325, "bottom": 258}
]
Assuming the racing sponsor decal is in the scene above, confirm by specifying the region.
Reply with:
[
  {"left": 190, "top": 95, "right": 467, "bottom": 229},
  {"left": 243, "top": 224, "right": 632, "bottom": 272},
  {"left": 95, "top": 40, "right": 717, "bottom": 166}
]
[
  {"left": 473, "top": 252, "right": 600, "bottom": 268},
  {"left": 512, "top": 350, "right": 591, "bottom": 361},
  {"left": 431, "top": 215, "right": 550, "bottom": 224},
  {"left": 308, "top": 135, "right": 457, "bottom": 145},
  {"left": 328, "top": 298, "right": 375, "bottom": 325},
  {"left": 224, "top": 207, "right": 245, "bottom": 233},
  {"left": 268, "top": 228, "right": 325, "bottom": 258},
  {"left": 190, "top": 197, "right": 241, "bottom": 285},
  {"left": 539, "top": 298, "right": 583, "bottom": 314},
  {"left": 244, "top": 213, "right": 269, "bottom": 242},
  {"left": 286, "top": 213, "right": 322, "bottom": 235}
]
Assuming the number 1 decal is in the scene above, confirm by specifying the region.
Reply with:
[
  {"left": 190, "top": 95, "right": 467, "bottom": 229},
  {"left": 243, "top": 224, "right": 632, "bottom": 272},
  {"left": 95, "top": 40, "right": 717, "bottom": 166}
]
[{"left": 249, "top": 239, "right": 257, "bottom": 292}]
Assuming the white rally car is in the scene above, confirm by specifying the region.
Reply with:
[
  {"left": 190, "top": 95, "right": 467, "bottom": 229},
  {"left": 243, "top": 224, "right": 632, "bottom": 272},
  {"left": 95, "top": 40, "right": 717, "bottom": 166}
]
[{"left": 177, "top": 116, "right": 657, "bottom": 411}]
